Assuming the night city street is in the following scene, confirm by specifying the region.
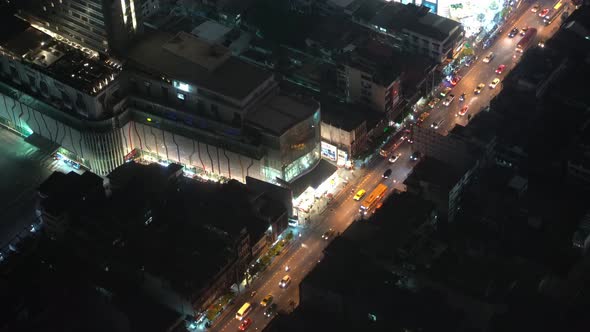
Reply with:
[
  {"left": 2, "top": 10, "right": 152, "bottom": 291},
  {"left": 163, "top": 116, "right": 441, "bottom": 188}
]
[{"left": 1, "top": 0, "right": 589, "bottom": 331}]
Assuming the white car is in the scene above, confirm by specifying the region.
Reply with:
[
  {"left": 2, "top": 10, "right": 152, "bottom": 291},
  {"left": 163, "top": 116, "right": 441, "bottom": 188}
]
[
  {"left": 388, "top": 153, "right": 401, "bottom": 163},
  {"left": 431, "top": 120, "right": 444, "bottom": 130},
  {"left": 442, "top": 94, "right": 455, "bottom": 106},
  {"left": 489, "top": 78, "right": 500, "bottom": 89},
  {"left": 482, "top": 52, "right": 495, "bottom": 63}
]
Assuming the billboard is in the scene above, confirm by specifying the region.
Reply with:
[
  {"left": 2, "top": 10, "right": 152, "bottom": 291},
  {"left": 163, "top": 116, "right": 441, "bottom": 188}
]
[{"left": 321, "top": 141, "right": 337, "bottom": 161}]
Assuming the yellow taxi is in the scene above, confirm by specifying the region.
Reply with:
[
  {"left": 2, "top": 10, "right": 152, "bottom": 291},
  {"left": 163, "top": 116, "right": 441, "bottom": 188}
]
[
  {"left": 353, "top": 189, "right": 366, "bottom": 201},
  {"left": 260, "top": 294, "right": 273, "bottom": 307}
]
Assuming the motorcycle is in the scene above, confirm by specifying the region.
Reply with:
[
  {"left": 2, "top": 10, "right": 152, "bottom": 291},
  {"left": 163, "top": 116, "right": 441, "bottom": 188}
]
[{"left": 459, "top": 93, "right": 466, "bottom": 102}]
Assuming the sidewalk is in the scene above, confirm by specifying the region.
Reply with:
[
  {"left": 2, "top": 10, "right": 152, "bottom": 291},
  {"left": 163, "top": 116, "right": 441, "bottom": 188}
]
[{"left": 205, "top": 231, "right": 301, "bottom": 330}]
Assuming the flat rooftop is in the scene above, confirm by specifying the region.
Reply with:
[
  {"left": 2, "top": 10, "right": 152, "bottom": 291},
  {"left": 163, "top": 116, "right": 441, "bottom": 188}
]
[
  {"left": 343, "top": 39, "right": 402, "bottom": 86},
  {"left": 405, "top": 156, "right": 466, "bottom": 192},
  {"left": 320, "top": 98, "right": 366, "bottom": 131},
  {"left": 127, "top": 31, "right": 273, "bottom": 101},
  {"left": 368, "top": 2, "right": 461, "bottom": 41},
  {"left": 0, "top": 16, "right": 119, "bottom": 95},
  {"left": 191, "top": 20, "right": 232, "bottom": 43},
  {"left": 247, "top": 95, "right": 319, "bottom": 136}
]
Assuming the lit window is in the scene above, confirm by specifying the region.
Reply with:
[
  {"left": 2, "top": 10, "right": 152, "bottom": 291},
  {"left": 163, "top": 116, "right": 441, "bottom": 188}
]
[
  {"left": 173, "top": 81, "right": 190, "bottom": 92},
  {"left": 177, "top": 93, "right": 185, "bottom": 100}
]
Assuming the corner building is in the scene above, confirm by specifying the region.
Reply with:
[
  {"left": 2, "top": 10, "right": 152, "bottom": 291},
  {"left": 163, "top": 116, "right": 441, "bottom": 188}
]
[{"left": 0, "top": 19, "right": 321, "bottom": 183}]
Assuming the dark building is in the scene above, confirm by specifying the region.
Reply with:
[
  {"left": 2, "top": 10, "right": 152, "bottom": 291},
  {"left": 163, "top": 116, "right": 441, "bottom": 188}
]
[
  {"left": 36, "top": 162, "right": 289, "bottom": 318},
  {"left": 15, "top": 0, "right": 163, "bottom": 54}
]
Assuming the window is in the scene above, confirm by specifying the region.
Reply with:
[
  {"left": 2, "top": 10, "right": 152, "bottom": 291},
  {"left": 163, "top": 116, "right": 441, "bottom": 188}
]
[
  {"left": 161, "top": 86, "right": 168, "bottom": 101},
  {"left": 75, "top": 93, "right": 86, "bottom": 110}
]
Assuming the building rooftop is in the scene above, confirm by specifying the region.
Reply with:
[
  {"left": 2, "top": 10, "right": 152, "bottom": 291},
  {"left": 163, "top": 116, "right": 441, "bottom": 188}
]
[
  {"left": 320, "top": 97, "right": 366, "bottom": 131},
  {"left": 342, "top": 39, "right": 402, "bottom": 86},
  {"left": 191, "top": 20, "right": 233, "bottom": 44},
  {"left": 127, "top": 31, "right": 273, "bottom": 101},
  {"left": 306, "top": 16, "right": 364, "bottom": 52},
  {"left": 365, "top": 2, "right": 461, "bottom": 41},
  {"left": 219, "top": 0, "right": 259, "bottom": 16},
  {"left": 344, "top": 192, "right": 435, "bottom": 258},
  {"left": 0, "top": 16, "right": 119, "bottom": 96},
  {"left": 247, "top": 95, "right": 319, "bottom": 136},
  {"left": 328, "top": 0, "right": 358, "bottom": 8},
  {"left": 290, "top": 159, "right": 337, "bottom": 197},
  {"left": 405, "top": 157, "right": 465, "bottom": 192}
]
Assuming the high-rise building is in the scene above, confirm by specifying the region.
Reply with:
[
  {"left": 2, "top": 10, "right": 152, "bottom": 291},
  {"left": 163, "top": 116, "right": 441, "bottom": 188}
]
[{"left": 15, "top": 0, "right": 161, "bottom": 53}]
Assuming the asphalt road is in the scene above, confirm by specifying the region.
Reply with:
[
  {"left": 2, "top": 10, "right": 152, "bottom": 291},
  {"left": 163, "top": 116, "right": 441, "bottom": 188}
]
[
  {"left": 212, "top": 142, "right": 415, "bottom": 332},
  {"left": 423, "top": 0, "right": 566, "bottom": 135},
  {"left": 210, "top": 2, "right": 568, "bottom": 331}
]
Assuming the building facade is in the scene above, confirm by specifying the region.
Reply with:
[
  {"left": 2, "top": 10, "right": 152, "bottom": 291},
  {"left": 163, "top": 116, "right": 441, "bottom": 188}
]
[
  {"left": 16, "top": 0, "right": 161, "bottom": 53},
  {"left": 336, "top": 42, "right": 403, "bottom": 119},
  {"left": 0, "top": 19, "right": 321, "bottom": 184},
  {"left": 353, "top": 2, "right": 464, "bottom": 63}
]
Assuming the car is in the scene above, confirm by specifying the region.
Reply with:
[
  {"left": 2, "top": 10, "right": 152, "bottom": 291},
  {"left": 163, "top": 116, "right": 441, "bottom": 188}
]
[
  {"left": 508, "top": 27, "right": 519, "bottom": 38},
  {"left": 464, "top": 56, "right": 475, "bottom": 67},
  {"left": 520, "top": 27, "right": 529, "bottom": 36},
  {"left": 353, "top": 189, "right": 366, "bottom": 201},
  {"left": 410, "top": 151, "right": 421, "bottom": 161},
  {"left": 531, "top": 4, "right": 540, "bottom": 12},
  {"left": 279, "top": 275, "right": 291, "bottom": 288},
  {"left": 538, "top": 39, "right": 545, "bottom": 48},
  {"left": 440, "top": 87, "right": 452, "bottom": 97},
  {"left": 417, "top": 112, "right": 430, "bottom": 126},
  {"left": 260, "top": 294, "right": 273, "bottom": 307},
  {"left": 430, "top": 120, "right": 444, "bottom": 130},
  {"left": 238, "top": 318, "right": 253, "bottom": 331},
  {"left": 442, "top": 94, "right": 455, "bottom": 106},
  {"left": 383, "top": 169, "right": 392, "bottom": 179},
  {"left": 388, "top": 153, "right": 401, "bottom": 163},
  {"left": 489, "top": 78, "right": 500, "bottom": 89},
  {"left": 456, "top": 105, "right": 469, "bottom": 117},
  {"left": 427, "top": 98, "right": 440, "bottom": 108},
  {"left": 495, "top": 64, "right": 506, "bottom": 74},
  {"left": 459, "top": 93, "right": 466, "bottom": 102},
  {"left": 264, "top": 304, "right": 277, "bottom": 318},
  {"left": 322, "top": 229, "right": 335, "bottom": 240},
  {"left": 482, "top": 52, "right": 495, "bottom": 63},
  {"left": 474, "top": 83, "right": 485, "bottom": 94},
  {"left": 539, "top": 8, "right": 549, "bottom": 17},
  {"left": 450, "top": 75, "right": 461, "bottom": 86}
]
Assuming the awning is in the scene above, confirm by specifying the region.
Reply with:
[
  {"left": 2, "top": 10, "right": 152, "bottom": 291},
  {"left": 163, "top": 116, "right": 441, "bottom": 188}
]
[{"left": 290, "top": 159, "right": 338, "bottom": 198}]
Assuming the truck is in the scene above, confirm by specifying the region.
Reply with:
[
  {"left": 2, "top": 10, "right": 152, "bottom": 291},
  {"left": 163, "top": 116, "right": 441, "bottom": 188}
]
[{"left": 515, "top": 28, "right": 537, "bottom": 55}]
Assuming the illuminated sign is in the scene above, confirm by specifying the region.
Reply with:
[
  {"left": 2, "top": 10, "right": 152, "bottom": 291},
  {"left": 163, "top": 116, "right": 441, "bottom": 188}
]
[
  {"left": 173, "top": 81, "right": 191, "bottom": 93},
  {"left": 321, "top": 141, "right": 337, "bottom": 161},
  {"left": 337, "top": 149, "right": 348, "bottom": 167}
]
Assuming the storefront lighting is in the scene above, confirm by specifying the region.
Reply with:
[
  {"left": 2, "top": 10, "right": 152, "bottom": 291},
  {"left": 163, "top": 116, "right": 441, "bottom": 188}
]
[{"left": 173, "top": 81, "right": 191, "bottom": 93}]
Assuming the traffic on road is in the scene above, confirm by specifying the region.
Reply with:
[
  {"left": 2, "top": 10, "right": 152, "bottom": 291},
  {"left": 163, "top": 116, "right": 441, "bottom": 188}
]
[{"left": 207, "top": 1, "right": 568, "bottom": 331}]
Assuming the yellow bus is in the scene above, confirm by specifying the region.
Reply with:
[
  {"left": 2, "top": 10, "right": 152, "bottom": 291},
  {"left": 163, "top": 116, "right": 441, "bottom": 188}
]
[
  {"left": 360, "top": 184, "right": 388, "bottom": 216},
  {"left": 236, "top": 302, "right": 252, "bottom": 320}
]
